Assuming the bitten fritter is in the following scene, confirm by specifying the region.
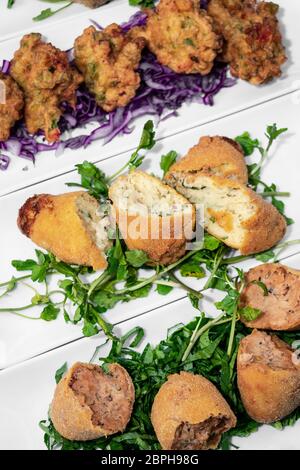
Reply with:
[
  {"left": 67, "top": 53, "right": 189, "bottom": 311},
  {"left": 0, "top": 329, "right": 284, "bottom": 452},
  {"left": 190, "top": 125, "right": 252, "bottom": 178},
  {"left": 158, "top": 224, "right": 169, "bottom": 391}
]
[
  {"left": 109, "top": 171, "right": 195, "bottom": 266},
  {"left": 237, "top": 330, "right": 300, "bottom": 423},
  {"left": 17, "top": 191, "right": 112, "bottom": 270},
  {"left": 151, "top": 372, "right": 236, "bottom": 450},
  {"left": 51, "top": 362, "right": 135, "bottom": 441},
  {"left": 0, "top": 72, "right": 24, "bottom": 141},
  {"left": 131, "top": 0, "right": 222, "bottom": 74},
  {"left": 208, "top": 0, "right": 286, "bottom": 84},
  {"left": 74, "top": 24, "right": 145, "bottom": 112},
  {"left": 240, "top": 263, "right": 300, "bottom": 331},
  {"left": 10, "top": 33, "right": 83, "bottom": 142},
  {"left": 165, "top": 135, "right": 248, "bottom": 183}
]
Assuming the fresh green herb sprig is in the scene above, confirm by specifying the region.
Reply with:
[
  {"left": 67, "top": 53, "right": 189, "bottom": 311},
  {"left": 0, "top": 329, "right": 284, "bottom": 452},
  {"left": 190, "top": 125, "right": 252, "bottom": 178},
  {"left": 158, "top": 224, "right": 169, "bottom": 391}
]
[
  {"left": 40, "top": 314, "right": 300, "bottom": 450},
  {"left": 7, "top": 0, "right": 15, "bottom": 8},
  {"left": 33, "top": 1, "right": 73, "bottom": 22}
]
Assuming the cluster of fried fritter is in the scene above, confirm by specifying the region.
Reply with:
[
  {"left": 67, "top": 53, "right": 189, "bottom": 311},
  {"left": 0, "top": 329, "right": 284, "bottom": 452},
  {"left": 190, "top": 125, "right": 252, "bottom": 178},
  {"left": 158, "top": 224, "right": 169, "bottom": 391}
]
[
  {"left": 10, "top": 33, "right": 83, "bottom": 142},
  {"left": 1, "top": 0, "right": 286, "bottom": 144},
  {"left": 0, "top": 72, "right": 24, "bottom": 141},
  {"left": 74, "top": 24, "right": 145, "bottom": 112},
  {"left": 131, "top": 0, "right": 223, "bottom": 75},
  {"left": 207, "top": 0, "right": 286, "bottom": 84}
]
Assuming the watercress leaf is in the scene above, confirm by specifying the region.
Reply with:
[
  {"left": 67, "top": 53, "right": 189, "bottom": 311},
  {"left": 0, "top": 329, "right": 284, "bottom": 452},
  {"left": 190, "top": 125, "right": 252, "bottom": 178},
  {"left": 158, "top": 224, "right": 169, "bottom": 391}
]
[
  {"left": 93, "top": 290, "right": 120, "bottom": 310},
  {"left": 156, "top": 284, "right": 173, "bottom": 295},
  {"left": 235, "top": 131, "right": 260, "bottom": 156},
  {"left": 125, "top": 250, "right": 149, "bottom": 268},
  {"left": 82, "top": 319, "right": 98, "bottom": 337},
  {"left": 12, "top": 258, "right": 37, "bottom": 271},
  {"left": 180, "top": 262, "right": 205, "bottom": 278},
  {"left": 265, "top": 124, "right": 288, "bottom": 143},
  {"left": 239, "top": 306, "right": 261, "bottom": 322},
  {"left": 255, "top": 249, "right": 275, "bottom": 262},
  {"left": 40, "top": 303, "right": 60, "bottom": 321},
  {"left": 55, "top": 362, "right": 68, "bottom": 384},
  {"left": 160, "top": 150, "right": 177, "bottom": 176},
  {"left": 138, "top": 120, "right": 155, "bottom": 151},
  {"left": 203, "top": 234, "right": 221, "bottom": 251},
  {"left": 188, "top": 292, "right": 200, "bottom": 310}
]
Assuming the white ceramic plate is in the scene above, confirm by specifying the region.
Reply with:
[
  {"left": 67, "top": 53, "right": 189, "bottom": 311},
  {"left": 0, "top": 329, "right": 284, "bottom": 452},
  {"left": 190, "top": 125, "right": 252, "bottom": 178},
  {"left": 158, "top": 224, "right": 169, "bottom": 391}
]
[
  {"left": 0, "top": 93, "right": 299, "bottom": 369},
  {"left": 0, "top": 0, "right": 127, "bottom": 43},
  {"left": 1, "top": 293, "right": 300, "bottom": 450},
  {"left": 0, "top": 0, "right": 299, "bottom": 196}
]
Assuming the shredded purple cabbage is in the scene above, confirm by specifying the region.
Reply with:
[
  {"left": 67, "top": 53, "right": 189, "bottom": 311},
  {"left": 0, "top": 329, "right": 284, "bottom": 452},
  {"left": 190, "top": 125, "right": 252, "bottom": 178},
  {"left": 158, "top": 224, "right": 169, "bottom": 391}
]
[
  {"left": 0, "top": 154, "right": 10, "bottom": 171},
  {"left": 0, "top": 11, "right": 236, "bottom": 169}
]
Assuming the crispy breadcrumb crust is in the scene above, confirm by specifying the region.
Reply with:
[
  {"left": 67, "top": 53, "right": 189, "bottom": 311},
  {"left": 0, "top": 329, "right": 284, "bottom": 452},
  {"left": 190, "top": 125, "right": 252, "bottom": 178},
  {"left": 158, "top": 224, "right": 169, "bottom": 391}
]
[
  {"left": 240, "top": 263, "right": 300, "bottom": 330},
  {"left": 17, "top": 192, "right": 108, "bottom": 270},
  {"left": 51, "top": 362, "right": 135, "bottom": 441},
  {"left": 237, "top": 330, "right": 300, "bottom": 423},
  {"left": 0, "top": 72, "right": 24, "bottom": 141},
  {"left": 151, "top": 371, "right": 236, "bottom": 450},
  {"left": 109, "top": 171, "right": 196, "bottom": 266},
  {"left": 165, "top": 135, "right": 247, "bottom": 183}
]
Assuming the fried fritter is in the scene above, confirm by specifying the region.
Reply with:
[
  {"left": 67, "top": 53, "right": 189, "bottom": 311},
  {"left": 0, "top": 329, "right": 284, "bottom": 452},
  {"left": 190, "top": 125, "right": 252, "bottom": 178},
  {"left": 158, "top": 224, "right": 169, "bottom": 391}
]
[
  {"left": 74, "top": 24, "right": 145, "bottom": 112},
  {"left": 0, "top": 72, "right": 24, "bottom": 142},
  {"left": 17, "top": 192, "right": 112, "bottom": 270},
  {"left": 132, "top": 0, "right": 222, "bottom": 74},
  {"left": 240, "top": 263, "right": 300, "bottom": 331},
  {"left": 237, "top": 330, "right": 300, "bottom": 423},
  {"left": 51, "top": 362, "right": 135, "bottom": 441},
  {"left": 151, "top": 372, "right": 236, "bottom": 450},
  {"left": 10, "top": 33, "right": 83, "bottom": 142},
  {"left": 208, "top": 0, "right": 286, "bottom": 84}
]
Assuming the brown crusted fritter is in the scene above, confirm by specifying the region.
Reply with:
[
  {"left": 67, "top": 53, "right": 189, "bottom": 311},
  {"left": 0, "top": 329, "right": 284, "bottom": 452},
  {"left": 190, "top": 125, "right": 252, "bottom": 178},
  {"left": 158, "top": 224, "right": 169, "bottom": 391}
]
[
  {"left": 74, "top": 24, "right": 145, "bottom": 112},
  {"left": 151, "top": 371, "right": 236, "bottom": 450},
  {"left": 240, "top": 263, "right": 300, "bottom": 330},
  {"left": 10, "top": 33, "right": 83, "bottom": 142},
  {"left": 131, "top": 0, "right": 222, "bottom": 74},
  {"left": 0, "top": 72, "right": 24, "bottom": 141},
  {"left": 165, "top": 135, "right": 248, "bottom": 183},
  {"left": 237, "top": 330, "right": 300, "bottom": 423},
  {"left": 17, "top": 192, "right": 111, "bottom": 270},
  {"left": 51, "top": 362, "right": 135, "bottom": 441},
  {"left": 208, "top": 0, "right": 286, "bottom": 84}
]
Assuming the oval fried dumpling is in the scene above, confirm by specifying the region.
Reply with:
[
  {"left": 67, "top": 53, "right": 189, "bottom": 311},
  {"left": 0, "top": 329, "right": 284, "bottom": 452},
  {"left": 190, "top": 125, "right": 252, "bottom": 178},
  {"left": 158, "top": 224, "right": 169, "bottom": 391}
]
[
  {"left": 151, "top": 371, "right": 236, "bottom": 450},
  {"left": 237, "top": 330, "right": 300, "bottom": 423},
  {"left": 109, "top": 171, "right": 195, "bottom": 266},
  {"left": 240, "top": 263, "right": 300, "bottom": 330},
  {"left": 0, "top": 72, "right": 24, "bottom": 142},
  {"left": 165, "top": 135, "right": 248, "bottom": 184},
  {"left": 17, "top": 191, "right": 112, "bottom": 270},
  {"left": 51, "top": 362, "right": 135, "bottom": 441},
  {"left": 131, "top": 0, "right": 222, "bottom": 75}
]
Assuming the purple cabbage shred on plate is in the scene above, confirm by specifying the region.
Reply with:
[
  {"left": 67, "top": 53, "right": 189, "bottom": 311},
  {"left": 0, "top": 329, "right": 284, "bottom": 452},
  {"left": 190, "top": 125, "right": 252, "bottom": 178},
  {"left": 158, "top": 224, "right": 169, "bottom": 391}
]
[{"left": 0, "top": 11, "right": 235, "bottom": 170}]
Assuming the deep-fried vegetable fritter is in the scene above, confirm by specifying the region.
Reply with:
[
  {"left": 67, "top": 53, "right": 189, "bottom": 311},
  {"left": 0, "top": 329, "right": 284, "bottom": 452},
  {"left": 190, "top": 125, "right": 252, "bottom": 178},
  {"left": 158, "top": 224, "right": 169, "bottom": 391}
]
[
  {"left": 208, "top": 0, "right": 286, "bottom": 84},
  {"left": 74, "top": 24, "right": 145, "bottom": 112},
  {"left": 0, "top": 72, "right": 24, "bottom": 142},
  {"left": 132, "top": 0, "right": 222, "bottom": 75},
  {"left": 10, "top": 33, "right": 83, "bottom": 142}
]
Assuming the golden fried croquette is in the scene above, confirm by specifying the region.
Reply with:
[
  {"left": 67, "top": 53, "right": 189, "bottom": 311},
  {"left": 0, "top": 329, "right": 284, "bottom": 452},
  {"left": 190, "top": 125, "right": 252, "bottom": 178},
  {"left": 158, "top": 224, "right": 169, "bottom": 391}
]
[
  {"left": 73, "top": 0, "right": 110, "bottom": 7},
  {"left": 74, "top": 24, "right": 145, "bottom": 112},
  {"left": 10, "top": 33, "right": 83, "bottom": 142},
  {"left": 151, "top": 372, "right": 236, "bottom": 450},
  {"left": 51, "top": 362, "right": 135, "bottom": 441},
  {"left": 0, "top": 72, "right": 24, "bottom": 142},
  {"left": 237, "top": 330, "right": 300, "bottom": 423},
  {"left": 165, "top": 135, "right": 248, "bottom": 183},
  {"left": 109, "top": 171, "right": 195, "bottom": 266},
  {"left": 132, "top": 0, "right": 222, "bottom": 74},
  {"left": 17, "top": 191, "right": 112, "bottom": 270},
  {"left": 240, "top": 263, "right": 300, "bottom": 331},
  {"left": 208, "top": 0, "right": 286, "bottom": 84},
  {"left": 165, "top": 169, "right": 286, "bottom": 255}
]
